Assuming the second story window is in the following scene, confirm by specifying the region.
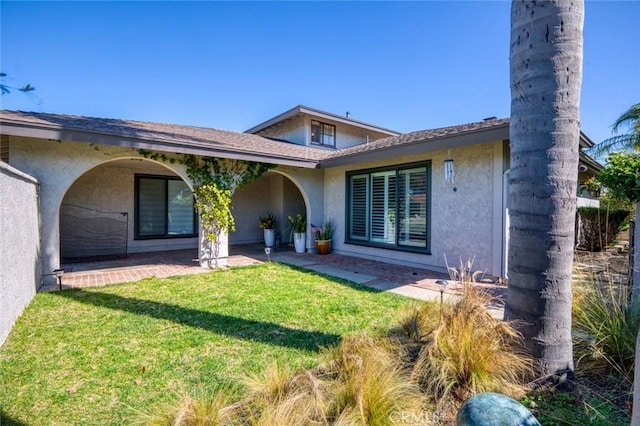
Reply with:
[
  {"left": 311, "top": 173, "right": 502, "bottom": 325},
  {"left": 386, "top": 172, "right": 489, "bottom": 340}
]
[{"left": 311, "top": 120, "right": 336, "bottom": 147}]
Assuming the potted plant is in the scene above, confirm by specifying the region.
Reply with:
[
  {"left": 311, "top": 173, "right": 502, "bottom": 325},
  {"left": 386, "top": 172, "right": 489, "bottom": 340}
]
[
  {"left": 581, "top": 176, "right": 601, "bottom": 198},
  {"left": 288, "top": 213, "right": 306, "bottom": 253},
  {"left": 311, "top": 221, "right": 334, "bottom": 255},
  {"left": 259, "top": 213, "right": 277, "bottom": 247}
]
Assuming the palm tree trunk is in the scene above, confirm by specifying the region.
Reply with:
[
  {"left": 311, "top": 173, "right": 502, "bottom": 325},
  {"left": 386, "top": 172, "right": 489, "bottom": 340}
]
[
  {"left": 505, "top": 0, "right": 584, "bottom": 385},
  {"left": 634, "top": 204, "right": 640, "bottom": 300}
]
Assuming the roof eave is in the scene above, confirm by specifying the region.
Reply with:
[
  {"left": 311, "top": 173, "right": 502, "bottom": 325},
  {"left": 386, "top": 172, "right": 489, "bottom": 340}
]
[
  {"left": 0, "top": 121, "right": 320, "bottom": 169},
  {"left": 246, "top": 104, "right": 400, "bottom": 136},
  {"left": 579, "top": 151, "right": 603, "bottom": 173},
  {"left": 319, "top": 122, "right": 510, "bottom": 168}
]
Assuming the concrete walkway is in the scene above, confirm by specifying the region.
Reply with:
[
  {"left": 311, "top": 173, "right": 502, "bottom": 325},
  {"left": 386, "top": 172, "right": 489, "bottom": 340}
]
[{"left": 50, "top": 244, "right": 506, "bottom": 317}]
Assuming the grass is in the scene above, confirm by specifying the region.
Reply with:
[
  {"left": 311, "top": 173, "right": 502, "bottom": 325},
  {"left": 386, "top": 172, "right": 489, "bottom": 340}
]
[
  {"left": 573, "top": 276, "right": 640, "bottom": 384},
  {"left": 0, "top": 263, "right": 411, "bottom": 425}
]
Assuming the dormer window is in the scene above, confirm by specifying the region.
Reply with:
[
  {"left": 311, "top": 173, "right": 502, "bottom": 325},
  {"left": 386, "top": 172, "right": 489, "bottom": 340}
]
[{"left": 311, "top": 120, "right": 336, "bottom": 147}]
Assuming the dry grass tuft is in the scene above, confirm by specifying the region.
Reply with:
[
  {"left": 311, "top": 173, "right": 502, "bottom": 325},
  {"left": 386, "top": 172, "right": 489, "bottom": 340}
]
[
  {"left": 239, "top": 362, "right": 331, "bottom": 425},
  {"left": 136, "top": 387, "right": 237, "bottom": 426},
  {"left": 322, "top": 334, "right": 427, "bottom": 425},
  {"left": 412, "top": 289, "right": 532, "bottom": 405},
  {"left": 395, "top": 301, "right": 441, "bottom": 344}
]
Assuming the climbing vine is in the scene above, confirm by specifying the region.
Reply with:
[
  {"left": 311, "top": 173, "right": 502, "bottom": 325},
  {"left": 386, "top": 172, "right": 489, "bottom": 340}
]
[{"left": 139, "top": 150, "right": 275, "bottom": 267}]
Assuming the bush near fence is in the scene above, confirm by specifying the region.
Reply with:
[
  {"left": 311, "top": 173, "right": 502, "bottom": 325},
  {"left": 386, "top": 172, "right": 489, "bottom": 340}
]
[{"left": 577, "top": 207, "right": 629, "bottom": 252}]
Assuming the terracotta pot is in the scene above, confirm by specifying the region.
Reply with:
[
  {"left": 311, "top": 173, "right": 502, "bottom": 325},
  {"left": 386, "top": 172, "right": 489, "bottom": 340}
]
[{"left": 315, "top": 239, "right": 332, "bottom": 255}]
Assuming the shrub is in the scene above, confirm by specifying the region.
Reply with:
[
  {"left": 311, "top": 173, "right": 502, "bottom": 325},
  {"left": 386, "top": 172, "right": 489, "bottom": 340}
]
[
  {"left": 576, "top": 207, "right": 629, "bottom": 252},
  {"left": 573, "top": 277, "right": 640, "bottom": 384},
  {"left": 412, "top": 290, "right": 532, "bottom": 404}
]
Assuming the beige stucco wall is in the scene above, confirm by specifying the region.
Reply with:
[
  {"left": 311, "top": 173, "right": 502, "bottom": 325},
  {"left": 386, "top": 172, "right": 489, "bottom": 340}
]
[
  {"left": 256, "top": 115, "right": 392, "bottom": 150},
  {"left": 231, "top": 173, "right": 308, "bottom": 246},
  {"left": 0, "top": 162, "right": 39, "bottom": 346},
  {"left": 7, "top": 136, "right": 197, "bottom": 283},
  {"left": 256, "top": 115, "right": 307, "bottom": 145},
  {"left": 6, "top": 135, "right": 327, "bottom": 281},
  {"left": 324, "top": 140, "right": 506, "bottom": 276},
  {"left": 61, "top": 162, "right": 198, "bottom": 254}
]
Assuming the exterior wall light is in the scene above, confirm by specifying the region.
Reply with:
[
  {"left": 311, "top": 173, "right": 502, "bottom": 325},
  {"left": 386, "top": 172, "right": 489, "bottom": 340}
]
[{"left": 444, "top": 158, "right": 455, "bottom": 184}]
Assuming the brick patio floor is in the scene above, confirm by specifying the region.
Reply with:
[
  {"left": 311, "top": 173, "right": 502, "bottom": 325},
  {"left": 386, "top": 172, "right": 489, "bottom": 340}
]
[{"left": 47, "top": 244, "right": 507, "bottom": 312}]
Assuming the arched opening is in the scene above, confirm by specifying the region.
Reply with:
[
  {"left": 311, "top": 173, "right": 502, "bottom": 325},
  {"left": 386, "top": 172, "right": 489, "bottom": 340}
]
[
  {"left": 59, "top": 158, "right": 198, "bottom": 263},
  {"left": 230, "top": 171, "right": 308, "bottom": 250}
]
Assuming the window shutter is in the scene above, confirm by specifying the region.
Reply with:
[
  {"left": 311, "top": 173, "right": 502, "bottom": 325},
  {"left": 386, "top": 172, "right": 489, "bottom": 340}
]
[
  {"left": 371, "top": 172, "right": 396, "bottom": 244},
  {"left": 349, "top": 175, "right": 369, "bottom": 240}
]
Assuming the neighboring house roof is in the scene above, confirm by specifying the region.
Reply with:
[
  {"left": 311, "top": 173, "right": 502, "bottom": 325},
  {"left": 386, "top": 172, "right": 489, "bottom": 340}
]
[
  {"left": 0, "top": 110, "right": 326, "bottom": 168},
  {"left": 245, "top": 104, "right": 401, "bottom": 137},
  {"left": 0, "top": 110, "right": 601, "bottom": 172}
]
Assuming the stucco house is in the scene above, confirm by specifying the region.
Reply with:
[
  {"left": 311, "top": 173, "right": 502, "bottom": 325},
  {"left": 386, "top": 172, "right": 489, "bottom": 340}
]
[{"left": 0, "top": 105, "right": 601, "bottom": 289}]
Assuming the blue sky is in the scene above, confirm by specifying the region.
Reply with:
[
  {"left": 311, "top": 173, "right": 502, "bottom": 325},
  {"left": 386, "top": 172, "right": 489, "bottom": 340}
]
[{"left": 1, "top": 1, "right": 638, "bottom": 146}]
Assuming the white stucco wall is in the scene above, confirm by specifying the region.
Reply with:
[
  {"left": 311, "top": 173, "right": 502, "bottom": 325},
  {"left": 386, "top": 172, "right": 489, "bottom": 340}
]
[
  {"left": 324, "top": 140, "right": 506, "bottom": 276},
  {"left": 0, "top": 162, "right": 39, "bottom": 346}
]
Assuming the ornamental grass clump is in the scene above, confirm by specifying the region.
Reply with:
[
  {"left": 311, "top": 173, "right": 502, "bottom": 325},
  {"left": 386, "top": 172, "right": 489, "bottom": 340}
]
[
  {"left": 226, "top": 335, "right": 427, "bottom": 425},
  {"left": 394, "top": 301, "right": 441, "bottom": 344},
  {"left": 238, "top": 363, "right": 331, "bottom": 425},
  {"left": 321, "top": 334, "right": 427, "bottom": 425},
  {"left": 136, "top": 386, "right": 238, "bottom": 426},
  {"left": 412, "top": 289, "right": 532, "bottom": 404},
  {"left": 573, "top": 275, "right": 640, "bottom": 385}
]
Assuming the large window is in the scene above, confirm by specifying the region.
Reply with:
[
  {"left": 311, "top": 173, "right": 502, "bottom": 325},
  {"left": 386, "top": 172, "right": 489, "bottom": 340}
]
[
  {"left": 135, "top": 175, "right": 197, "bottom": 239},
  {"left": 346, "top": 162, "right": 430, "bottom": 252},
  {"left": 311, "top": 120, "right": 336, "bottom": 147}
]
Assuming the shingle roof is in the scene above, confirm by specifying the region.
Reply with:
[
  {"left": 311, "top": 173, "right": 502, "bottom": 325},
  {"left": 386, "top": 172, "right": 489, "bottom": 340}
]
[
  {"left": 0, "top": 110, "right": 600, "bottom": 171},
  {"left": 325, "top": 117, "right": 510, "bottom": 160},
  {"left": 0, "top": 110, "right": 329, "bottom": 167}
]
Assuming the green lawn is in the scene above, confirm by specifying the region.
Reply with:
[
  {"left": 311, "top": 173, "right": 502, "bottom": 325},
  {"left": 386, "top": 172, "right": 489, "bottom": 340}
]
[{"left": 0, "top": 263, "right": 411, "bottom": 425}]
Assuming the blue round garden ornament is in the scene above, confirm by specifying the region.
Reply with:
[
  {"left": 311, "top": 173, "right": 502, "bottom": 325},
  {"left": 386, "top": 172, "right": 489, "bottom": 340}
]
[{"left": 456, "top": 392, "right": 541, "bottom": 426}]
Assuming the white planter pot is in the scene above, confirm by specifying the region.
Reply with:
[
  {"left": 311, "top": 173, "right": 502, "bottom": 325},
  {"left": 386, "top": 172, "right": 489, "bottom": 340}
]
[
  {"left": 263, "top": 229, "right": 275, "bottom": 247},
  {"left": 293, "top": 232, "right": 306, "bottom": 253}
]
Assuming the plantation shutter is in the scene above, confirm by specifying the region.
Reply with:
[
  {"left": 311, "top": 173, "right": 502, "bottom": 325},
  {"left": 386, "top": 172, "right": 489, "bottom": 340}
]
[
  {"left": 371, "top": 171, "right": 396, "bottom": 244},
  {"left": 349, "top": 175, "right": 369, "bottom": 240},
  {"left": 398, "top": 167, "right": 428, "bottom": 248}
]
